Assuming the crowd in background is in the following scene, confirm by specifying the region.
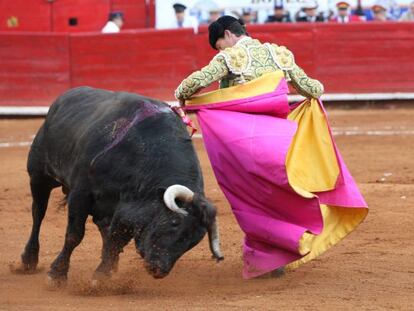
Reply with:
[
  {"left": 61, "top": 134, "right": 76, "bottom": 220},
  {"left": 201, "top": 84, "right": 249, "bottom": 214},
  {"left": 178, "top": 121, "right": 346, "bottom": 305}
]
[
  {"left": 102, "top": 1, "right": 414, "bottom": 33},
  {"left": 262, "top": 1, "right": 411, "bottom": 23},
  {"left": 170, "top": 0, "right": 414, "bottom": 32},
  {"left": 196, "top": 0, "right": 414, "bottom": 25}
]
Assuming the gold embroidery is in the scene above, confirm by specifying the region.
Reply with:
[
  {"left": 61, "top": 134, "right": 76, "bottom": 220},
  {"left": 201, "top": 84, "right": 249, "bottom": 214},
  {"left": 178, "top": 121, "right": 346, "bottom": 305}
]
[
  {"left": 250, "top": 47, "right": 269, "bottom": 66},
  {"left": 289, "top": 65, "right": 324, "bottom": 98},
  {"left": 175, "top": 37, "right": 324, "bottom": 100},
  {"left": 269, "top": 44, "right": 323, "bottom": 98},
  {"left": 274, "top": 45, "right": 295, "bottom": 70},
  {"left": 175, "top": 55, "right": 228, "bottom": 100},
  {"left": 220, "top": 46, "right": 249, "bottom": 74}
]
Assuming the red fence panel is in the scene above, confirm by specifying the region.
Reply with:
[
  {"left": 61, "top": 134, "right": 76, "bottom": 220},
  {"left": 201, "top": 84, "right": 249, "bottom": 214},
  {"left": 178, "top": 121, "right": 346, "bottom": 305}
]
[
  {"left": 69, "top": 28, "right": 197, "bottom": 99},
  {"left": 0, "top": 1, "right": 51, "bottom": 32},
  {"left": 0, "top": 33, "right": 70, "bottom": 106},
  {"left": 1, "top": 23, "right": 414, "bottom": 107},
  {"left": 0, "top": 0, "right": 153, "bottom": 33},
  {"left": 313, "top": 22, "right": 414, "bottom": 93},
  {"left": 111, "top": 0, "right": 148, "bottom": 29},
  {"left": 52, "top": 0, "right": 110, "bottom": 32}
]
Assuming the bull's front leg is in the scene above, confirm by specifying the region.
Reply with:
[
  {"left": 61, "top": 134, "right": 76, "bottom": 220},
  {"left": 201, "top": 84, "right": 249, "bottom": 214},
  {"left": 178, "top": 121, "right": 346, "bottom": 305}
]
[
  {"left": 20, "top": 175, "right": 58, "bottom": 272},
  {"left": 92, "top": 216, "right": 132, "bottom": 284},
  {"left": 47, "top": 191, "right": 90, "bottom": 286}
]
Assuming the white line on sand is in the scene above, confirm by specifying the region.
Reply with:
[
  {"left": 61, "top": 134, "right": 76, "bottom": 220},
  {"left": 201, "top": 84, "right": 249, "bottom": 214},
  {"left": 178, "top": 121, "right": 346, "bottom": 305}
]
[
  {"left": 332, "top": 130, "right": 414, "bottom": 136},
  {"left": 0, "top": 141, "right": 32, "bottom": 148},
  {"left": 1, "top": 129, "right": 413, "bottom": 148},
  {"left": 193, "top": 129, "right": 414, "bottom": 139}
]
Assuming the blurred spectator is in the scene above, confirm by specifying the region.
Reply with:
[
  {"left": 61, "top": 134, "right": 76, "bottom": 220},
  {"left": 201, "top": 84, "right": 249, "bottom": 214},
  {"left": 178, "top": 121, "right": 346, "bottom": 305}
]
[
  {"left": 296, "top": 1, "right": 325, "bottom": 22},
  {"left": 241, "top": 10, "right": 254, "bottom": 24},
  {"left": 400, "top": 1, "right": 414, "bottom": 21},
  {"left": 326, "top": 9, "right": 335, "bottom": 21},
  {"left": 330, "top": 1, "right": 363, "bottom": 23},
  {"left": 231, "top": 9, "right": 258, "bottom": 24},
  {"left": 168, "top": 3, "right": 199, "bottom": 33},
  {"left": 101, "top": 11, "right": 124, "bottom": 33},
  {"left": 200, "top": 8, "right": 222, "bottom": 25},
  {"left": 371, "top": 4, "right": 389, "bottom": 21},
  {"left": 354, "top": 2, "right": 367, "bottom": 20},
  {"left": 195, "top": 1, "right": 222, "bottom": 25},
  {"left": 207, "top": 9, "right": 222, "bottom": 23},
  {"left": 376, "top": 0, "right": 401, "bottom": 20},
  {"left": 266, "top": 5, "right": 292, "bottom": 23}
]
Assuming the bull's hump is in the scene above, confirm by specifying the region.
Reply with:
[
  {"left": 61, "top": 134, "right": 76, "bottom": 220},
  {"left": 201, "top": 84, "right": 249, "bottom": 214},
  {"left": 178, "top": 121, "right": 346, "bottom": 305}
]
[{"left": 88, "top": 96, "right": 179, "bottom": 167}]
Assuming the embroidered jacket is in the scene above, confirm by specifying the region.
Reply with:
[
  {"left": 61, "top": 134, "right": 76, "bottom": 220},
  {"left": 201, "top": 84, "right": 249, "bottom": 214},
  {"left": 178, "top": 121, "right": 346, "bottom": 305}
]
[{"left": 175, "top": 37, "right": 324, "bottom": 101}]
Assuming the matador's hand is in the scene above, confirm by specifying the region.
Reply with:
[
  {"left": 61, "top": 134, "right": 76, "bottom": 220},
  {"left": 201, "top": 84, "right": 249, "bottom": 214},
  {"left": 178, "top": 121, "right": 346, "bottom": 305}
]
[
  {"left": 170, "top": 101, "right": 197, "bottom": 137},
  {"left": 174, "top": 106, "right": 186, "bottom": 118}
]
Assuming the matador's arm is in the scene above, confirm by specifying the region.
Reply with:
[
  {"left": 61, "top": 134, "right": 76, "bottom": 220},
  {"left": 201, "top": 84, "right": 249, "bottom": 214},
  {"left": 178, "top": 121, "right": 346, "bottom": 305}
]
[
  {"left": 272, "top": 44, "right": 324, "bottom": 99},
  {"left": 175, "top": 55, "right": 229, "bottom": 101},
  {"left": 286, "top": 64, "right": 324, "bottom": 99}
]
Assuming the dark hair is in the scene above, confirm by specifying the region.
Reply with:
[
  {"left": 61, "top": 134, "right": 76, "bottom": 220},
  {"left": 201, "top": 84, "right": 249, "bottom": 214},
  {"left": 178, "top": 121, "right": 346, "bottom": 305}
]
[
  {"left": 208, "top": 15, "right": 248, "bottom": 50},
  {"left": 109, "top": 11, "right": 124, "bottom": 21}
]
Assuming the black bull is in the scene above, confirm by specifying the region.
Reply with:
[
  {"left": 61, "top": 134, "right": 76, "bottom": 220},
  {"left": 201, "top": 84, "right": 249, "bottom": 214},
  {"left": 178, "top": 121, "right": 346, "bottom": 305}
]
[{"left": 20, "top": 87, "right": 223, "bottom": 283}]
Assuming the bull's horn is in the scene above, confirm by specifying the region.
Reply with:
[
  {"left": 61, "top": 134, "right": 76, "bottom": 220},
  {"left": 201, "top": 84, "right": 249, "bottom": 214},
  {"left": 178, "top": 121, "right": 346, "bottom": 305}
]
[
  {"left": 163, "top": 185, "right": 193, "bottom": 216},
  {"left": 208, "top": 219, "right": 224, "bottom": 261}
]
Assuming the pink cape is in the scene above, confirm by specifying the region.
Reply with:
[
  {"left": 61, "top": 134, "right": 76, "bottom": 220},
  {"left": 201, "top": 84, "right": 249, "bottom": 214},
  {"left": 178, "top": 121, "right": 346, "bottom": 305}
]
[{"left": 186, "top": 77, "right": 367, "bottom": 279}]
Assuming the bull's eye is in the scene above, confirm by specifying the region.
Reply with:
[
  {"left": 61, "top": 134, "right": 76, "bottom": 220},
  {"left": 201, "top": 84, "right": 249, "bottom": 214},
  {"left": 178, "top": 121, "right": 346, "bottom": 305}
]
[{"left": 171, "top": 219, "right": 181, "bottom": 227}]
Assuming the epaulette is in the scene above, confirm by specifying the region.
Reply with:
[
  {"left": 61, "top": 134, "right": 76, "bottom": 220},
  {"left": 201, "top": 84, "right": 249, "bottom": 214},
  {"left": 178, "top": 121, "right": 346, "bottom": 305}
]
[
  {"left": 265, "top": 43, "right": 295, "bottom": 71},
  {"left": 218, "top": 45, "right": 250, "bottom": 75}
]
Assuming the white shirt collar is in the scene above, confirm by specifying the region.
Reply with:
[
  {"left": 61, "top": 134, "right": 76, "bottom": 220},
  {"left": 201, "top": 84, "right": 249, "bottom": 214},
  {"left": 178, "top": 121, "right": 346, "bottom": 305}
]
[
  {"left": 339, "top": 15, "right": 349, "bottom": 23},
  {"left": 235, "top": 36, "right": 252, "bottom": 46},
  {"left": 102, "top": 21, "right": 120, "bottom": 33}
]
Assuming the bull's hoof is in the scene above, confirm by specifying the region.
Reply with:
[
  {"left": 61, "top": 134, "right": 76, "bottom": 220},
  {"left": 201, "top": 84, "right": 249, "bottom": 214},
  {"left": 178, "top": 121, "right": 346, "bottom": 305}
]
[
  {"left": 256, "top": 267, "right": 286, "bottom": 279},
  {"left": 16, "top": 252, "right": 39, "bottom": 273},
  {"left": 91, "top": 271, "right": 111, "bottom": 288},
  {"left": 9, "top": 261, "right": 42, "bottom": 274},
  {"left": 269, "top": 267, "right": 285, "bottom": 278},
  {"left": 46, "top": 273, "right": 67, "bottom": 290},
  {"left": 90, "top": 277, "right": 110, "bottom": 289},
  {"left": 91, "top": 278, "right": 99, "bottom": 288}
]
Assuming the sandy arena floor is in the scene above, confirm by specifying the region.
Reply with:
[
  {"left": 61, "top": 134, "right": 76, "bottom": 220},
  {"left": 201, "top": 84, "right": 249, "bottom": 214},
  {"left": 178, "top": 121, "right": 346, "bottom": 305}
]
[{"left": 0, "top": 107, "right": 413, "bottom": 310}]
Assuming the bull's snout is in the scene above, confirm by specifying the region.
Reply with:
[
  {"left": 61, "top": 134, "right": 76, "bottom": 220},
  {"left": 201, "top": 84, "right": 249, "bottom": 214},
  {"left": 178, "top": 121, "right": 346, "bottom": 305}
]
[{"left": 144, "top": 260, "right": 169, "bottom": 279}]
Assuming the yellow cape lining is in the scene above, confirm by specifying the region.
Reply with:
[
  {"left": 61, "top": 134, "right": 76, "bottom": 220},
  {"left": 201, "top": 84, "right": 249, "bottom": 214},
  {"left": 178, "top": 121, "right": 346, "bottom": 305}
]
[
  {"left": 286, "top": 99, "right": 368, "bottom": 269},
  {"left": 186, "top": 71, "right": 285, "bottom": 106}
]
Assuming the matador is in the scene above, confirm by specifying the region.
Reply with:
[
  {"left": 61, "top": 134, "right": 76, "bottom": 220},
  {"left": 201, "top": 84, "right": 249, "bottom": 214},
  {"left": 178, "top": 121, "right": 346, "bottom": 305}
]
[{"left": 175, "top": 33, "right": 324, "bottom": 102}]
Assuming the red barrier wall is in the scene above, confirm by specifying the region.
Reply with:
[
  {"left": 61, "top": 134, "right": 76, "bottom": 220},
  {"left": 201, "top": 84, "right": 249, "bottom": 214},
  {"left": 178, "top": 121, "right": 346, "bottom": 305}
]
[
  {"left": 70, "top": 28, "right": 197, "bottom": 99},
  {"left": 1, "top": 23, "right": 414, "bottom": 106},
  {"left": 0, "top": 0, "right": 153, "bottom": 32},
  {"left": 111, "top": 0, "right": 153, "bottom": 29},
  {"left": 52, "top": 0, "right": 110, "bottom": 32},
  {"left": 313, "top": 23, "right": 414, "bottom": 93},
  {"left": 0, "top": 33, "right": 71, "bottom": 106},
  {"left": 0, "top": 1, "right": 51, "bottom": 32}
]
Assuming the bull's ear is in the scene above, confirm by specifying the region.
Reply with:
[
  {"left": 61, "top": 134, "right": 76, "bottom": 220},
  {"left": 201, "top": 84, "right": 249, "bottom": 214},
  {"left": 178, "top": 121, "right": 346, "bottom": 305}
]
[{"left": 193, "top": 194, "right": 217, "bottom": 227}]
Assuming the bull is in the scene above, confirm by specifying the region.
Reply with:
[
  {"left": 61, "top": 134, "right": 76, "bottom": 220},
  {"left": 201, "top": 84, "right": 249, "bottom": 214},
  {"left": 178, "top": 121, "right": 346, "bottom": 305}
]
[{"left": 20, "top": 87, "right": 223, "bottom": 284}]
